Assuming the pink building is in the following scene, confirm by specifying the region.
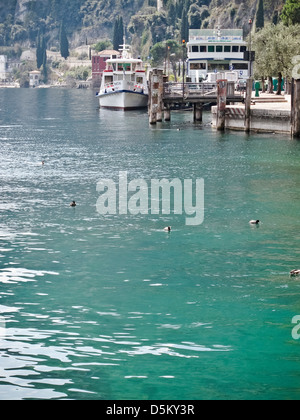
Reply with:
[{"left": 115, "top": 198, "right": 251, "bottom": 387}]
[{"left": 92, "top": 49, "right": 120, "bottom": 87}]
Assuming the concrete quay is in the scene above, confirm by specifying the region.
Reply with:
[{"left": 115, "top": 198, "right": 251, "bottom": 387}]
[{"left": 212, "top": 94, "right": 292, "bottom": 135}]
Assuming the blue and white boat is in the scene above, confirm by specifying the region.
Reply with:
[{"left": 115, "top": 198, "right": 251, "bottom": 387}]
[{"left": 97, "top": 44, "right": 148, "bottom": 110}]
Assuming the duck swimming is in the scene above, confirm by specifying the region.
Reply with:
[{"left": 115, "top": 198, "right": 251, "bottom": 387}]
[
  {"left": 290, "top": 269, "right": 300, "bottom": 277},
  {"left": 249, "top": 220, "right": 260, "bottom": 225}
]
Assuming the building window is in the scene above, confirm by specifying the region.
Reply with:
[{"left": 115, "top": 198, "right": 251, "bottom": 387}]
[
  {"left": 208, "top": 46, "right": 215, "bottom": 53},
  {"left": 224, "top": 46, "right": 231, "bottom": 53},
  {"left": 216, "top": 46, "right": 223, "bottom": 53},
  {"left": 200, "top": 46, "right": 207, "bottom": 53},
  {"left": 192, "top": 46, "right": 199, "bottom": 53},
  {"left": 240, "top": 46, "right": 247, "bottom": 52},
  {"left": 232, "top": 46, "right": 239, "bottom": 53}
]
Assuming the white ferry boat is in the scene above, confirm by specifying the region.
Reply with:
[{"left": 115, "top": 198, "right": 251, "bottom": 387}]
[
  {"left": 97, "top": 44, "right": 148, "bottom": 110},
  {"left": 187, "top": 28, "right": 249, "bottom": 83}
]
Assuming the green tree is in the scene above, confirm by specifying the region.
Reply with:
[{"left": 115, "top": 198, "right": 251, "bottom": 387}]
[
  {"left": 36, "top": 32, "right": 42, "bottom": 69},
  {"left": 94, "top": 39, "right": 113, "bottom": 53},
  {"left": 255, "top": 0, "right": 265, "bottom": 31},
  {"left": 252, "top": 22, "right": 300, "bottom": 94},
  {"left": 36, "top": 32, "right": 47, "bottom": 70},
  {"left": 281, "top": 0, "right": 300, "bottom": 26},
  {"left": 113, "top": 17, "right": 124, "bottom": 51},
  {"left": 42, "top": 49, "right": 48, "bottom": 83},
  {"left": 181, "top": 7, "right": 189, "bottom": 43},
  {"left": 60, "top": 22, "right": 69, "bottom": 60}
]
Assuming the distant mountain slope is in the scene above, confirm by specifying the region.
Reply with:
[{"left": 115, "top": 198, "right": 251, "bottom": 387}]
[{"left": 0, "top": 0, "right": 285, "bottom": 53}]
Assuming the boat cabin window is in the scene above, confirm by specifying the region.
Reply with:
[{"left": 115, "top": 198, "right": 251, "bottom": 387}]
[
  {"left": 136, "top": 76, "right": 144, "bottom": 84},
  {"left": 232, "top": 63, "right": 248, "bottom": 70},
  {"left": 104, "top": 76, "right": 113, "bottom": 84},
  {"left": 208, "top": 62, "right": 230, "bottom": 71},
  {"left": 118, "top": 63, "right": 131, "bottom": 71},
  {"left": 190, "top": 63, "right": 206, "bottom": 70}
]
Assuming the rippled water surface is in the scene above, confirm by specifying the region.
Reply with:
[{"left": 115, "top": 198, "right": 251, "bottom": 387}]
[{"left": 1, "top": 89, "right": 300, "bottom": 400}]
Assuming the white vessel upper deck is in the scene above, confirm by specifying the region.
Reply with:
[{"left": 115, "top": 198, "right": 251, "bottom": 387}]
[{"left": 187, "top": 29, "right": 249, "bottom": 82}]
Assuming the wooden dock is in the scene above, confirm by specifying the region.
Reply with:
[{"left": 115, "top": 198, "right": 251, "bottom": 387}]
[
  {"left": 148, "top": 69, "right": 300, "bottom": 138},
  {"left": 148, "top": 69, "right": 244, "bottom": 126}
]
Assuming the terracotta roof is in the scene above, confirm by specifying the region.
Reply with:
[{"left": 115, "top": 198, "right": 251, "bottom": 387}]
[{"left": 98, "top": 50, "right": 120, "bottom": 56}]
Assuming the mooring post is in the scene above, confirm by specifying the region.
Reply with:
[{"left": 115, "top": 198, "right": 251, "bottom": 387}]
[
  {"left": 148, "top": 69, "right": 164, "bottom": 124},
  {"left": 156, "top": 69, "right": 164, "bottom": 122},
  {"left": 148, "top": 69, "right": 157, "bottom": 124},
  {"left": 216, "top": 80, "right": 227, "bottom": 131},
  {"left": 164, "top": 104, "right": 171, "bottom": 121},
  {"left": 291, "top": 78, "right": 300, "bottom": 138},
  {"left": 194, "top": 103, "right": 203, "bottom": 122},
  {"left": 245, "top": 77, "right": 253, "bottom": 133}
]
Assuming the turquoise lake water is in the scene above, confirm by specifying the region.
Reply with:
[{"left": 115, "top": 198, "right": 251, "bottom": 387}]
[{"left": 0, "top": 88, "right": 300, "bottom": 400}]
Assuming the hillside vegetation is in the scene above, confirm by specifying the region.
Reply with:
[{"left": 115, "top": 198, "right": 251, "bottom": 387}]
[{"left": 0, "top": 0, "right": 286, "bottom": 57}]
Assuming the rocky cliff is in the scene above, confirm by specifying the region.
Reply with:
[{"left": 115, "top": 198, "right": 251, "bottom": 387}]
[{"left": 0, "top": 0, "right": 285, "bottom": 52}]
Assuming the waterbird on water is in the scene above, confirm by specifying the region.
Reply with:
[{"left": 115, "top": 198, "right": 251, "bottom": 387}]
[
  {"left": 249, "top": 220, "right": 260, "bottom": 225},
  {"left": 70, "top": 201, "right": 76, "bottom": 207},
  {"left": 290, "top": 269, "right": 300, "bottom": 277},
  {"left": 164, "top": 227, "right": 171, "bottom": 232}
]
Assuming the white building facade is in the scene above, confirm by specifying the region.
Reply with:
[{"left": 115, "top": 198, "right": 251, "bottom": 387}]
[
  {"left": 29, "top": 70, "right": 41, "bottom": 87},
  {"left": 187, "top": 29, "right": 249, "bottom": 82},
  {"left": 0, "top": 55, "right": 8, "bottom": 81}
]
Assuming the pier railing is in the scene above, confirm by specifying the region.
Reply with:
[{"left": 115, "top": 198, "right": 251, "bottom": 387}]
[{"left": 163, "top": 82, "right": 243, "bottom": 101}]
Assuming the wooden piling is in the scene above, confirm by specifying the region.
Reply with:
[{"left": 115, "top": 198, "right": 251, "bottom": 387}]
[
  {"left": 245, "top": 78, "right": 253, "bottom": 133},
  {"left": 148, "top": 69, "right": 164, "bottom": 125},
  {"left": 216, "top": 80, "right": 227, "bottom": 131},
  {"left": 291, "top": 78, "right": 300, "bottom": 138},
  {"left": 164, "top": 104, "right": 171, "bottom": 121},
  {"left": 193, "top": 103, "right": 203, "bottom": 122}
]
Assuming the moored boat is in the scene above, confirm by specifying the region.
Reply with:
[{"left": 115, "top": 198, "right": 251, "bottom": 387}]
[{"left": 97, "top": 44, "right": 148, "bottom": 110}]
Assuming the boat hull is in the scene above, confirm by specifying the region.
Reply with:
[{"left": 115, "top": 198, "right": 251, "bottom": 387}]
[{"left": 98, "top": 90, "right": 148, "bottom": 110}]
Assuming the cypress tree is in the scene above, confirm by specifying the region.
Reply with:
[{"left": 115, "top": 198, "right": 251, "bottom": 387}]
[
  {"left": 255, "top": 0, "right": 265, "bottom": 31},
  {"left": 113, "top": 17, "right": 124, "bottom": 50},
  {"left": 118, "top": 17, "right": 124, "bottom": 46},
  {"left": 60, "top": 22, "right": 69, "bottom": 60},
  {"left": 181, "top": 7, "right": 189, "bottom": 43},
  {"left": 42, "top": 50, "right": 48, "bottom": 83},
  {"left": 113, "top": 18, "right": 119, "bottom": 50},
  {"left": 36, "top": 32, "right": 43, "bottom": 69}
]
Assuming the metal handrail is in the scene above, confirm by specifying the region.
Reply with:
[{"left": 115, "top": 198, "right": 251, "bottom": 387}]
[{"left": 163, "top": 82, "right": 242, "bottom": 99}]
